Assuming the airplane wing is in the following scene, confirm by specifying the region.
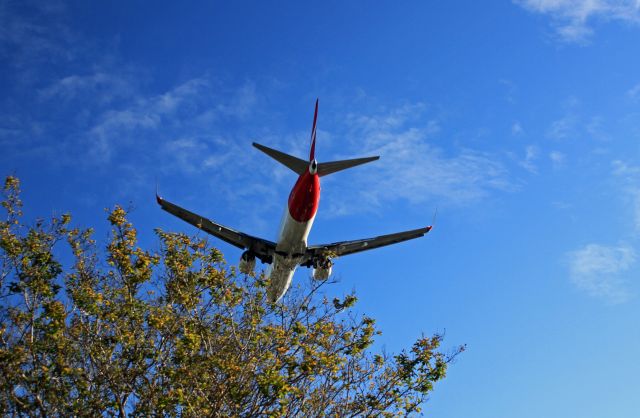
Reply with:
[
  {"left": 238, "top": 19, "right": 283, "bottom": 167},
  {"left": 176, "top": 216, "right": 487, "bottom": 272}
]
[
  {"left": 156, "top": 195, "right": 276, "bottom": 264},
  {"left": 302, "top": 226, "right": 432, "bottom": 266}
]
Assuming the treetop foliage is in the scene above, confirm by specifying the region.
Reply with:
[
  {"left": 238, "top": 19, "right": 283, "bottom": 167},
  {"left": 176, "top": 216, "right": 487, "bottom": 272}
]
[{"left": 0, "top": 176, "right": 463, "bottom": 417}]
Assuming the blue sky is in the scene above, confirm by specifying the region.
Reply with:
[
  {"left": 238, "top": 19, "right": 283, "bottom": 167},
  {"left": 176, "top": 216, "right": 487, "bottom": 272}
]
[{"left": 2, "top": 0, "right": 640, "bottom": 416}]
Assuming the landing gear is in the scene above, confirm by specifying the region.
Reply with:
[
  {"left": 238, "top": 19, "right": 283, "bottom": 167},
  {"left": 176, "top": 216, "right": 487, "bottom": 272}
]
[{"left": 239, "top": 251, "right": 256, "bottom": 274}]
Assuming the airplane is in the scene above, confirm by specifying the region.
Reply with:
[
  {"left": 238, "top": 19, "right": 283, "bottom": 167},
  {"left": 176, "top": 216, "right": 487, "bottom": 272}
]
[{"left": 156, "top": 99, "right": 432, "bottom": 302}]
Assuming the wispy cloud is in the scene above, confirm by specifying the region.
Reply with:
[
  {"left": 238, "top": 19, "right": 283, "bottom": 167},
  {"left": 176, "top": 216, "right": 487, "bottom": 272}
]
[
  {"left": 547, "top": 114, "right": 578, "bottom": 139},
  {"left": 215, "top": 82, "right": 258, "bottom": 119},
  {"left": 0, "top": 4, "right": 516, "bottom": 224},
  {"left": 320, "top": 104, "right": 513, "bottom": 216},
  {"left": 586, "top": 116, "right": 610, "bottom": 141},
  {"left": 86, "top": 77, "right": 211, "bottom": 160},
  {"left": 38, "top": 72, "right": 132, "bottom": 103},
  {"left": 612, "top": 159, "right": 640, "bottom": 232},
  {"left": 0, "top": 0, "right": 76, "bottom": 72},
  {"left": 546, "top": 97, "right": 580, "bottom": 138},
  {"left": 512, "top": 122, "right": 524, "bottom": 136},
  {"left": 549, "top": 150, "right": 566, "bottom": 168},
  {"left": 520, "top": 145, "right": 539, "bottom": 173},
  {"left": 0, "top": 58, "right": 272, "bottom": 215},
  {"left": 515, "top": 0, "right": 640, "bottom": 42},
  {"left": 545, "top": 97, "right": 610, "bottom": 142},
  {"left": 568, "top": 243, "right": 635, "bottom": 304},
  {"left": 627, "top": 82, "right": 640, "bottom": 100},
  {"left": 33, "top": 75, "right": 262, "bottom": 167}
]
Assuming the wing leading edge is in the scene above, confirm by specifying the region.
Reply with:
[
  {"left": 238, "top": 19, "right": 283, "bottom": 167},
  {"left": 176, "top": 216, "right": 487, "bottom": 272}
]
[
  {"left": 156, "top": 195, "right": 276, "bottom": 264},
  {"left": 302, "top": 225, "right": 432, "bottom": 266}
]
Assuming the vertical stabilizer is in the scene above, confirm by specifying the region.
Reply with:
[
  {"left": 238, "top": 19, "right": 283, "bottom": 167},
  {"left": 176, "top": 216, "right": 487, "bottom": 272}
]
[{"left": 310, "top": 98, "right": 318, "bottom": 161}]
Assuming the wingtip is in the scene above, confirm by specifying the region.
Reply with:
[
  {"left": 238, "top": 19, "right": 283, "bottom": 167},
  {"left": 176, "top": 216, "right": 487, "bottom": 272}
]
[
  {"left": 155, "top": 182, "right": 163, "bottom": 205},
  {"left": 425, "top": 225, "right": 433, "bottom": 233}
]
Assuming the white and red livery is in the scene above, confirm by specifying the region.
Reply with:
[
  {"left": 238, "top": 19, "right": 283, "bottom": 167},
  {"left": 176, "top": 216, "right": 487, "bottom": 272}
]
[{"left": 157, "top": 100, "right": 432, "bottom": 302}]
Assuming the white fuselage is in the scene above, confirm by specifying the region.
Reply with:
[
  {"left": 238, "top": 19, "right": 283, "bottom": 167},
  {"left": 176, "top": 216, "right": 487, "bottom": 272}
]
[
  {"left": 266, "top": 165, "right": 320, "bottom": 302},
  {"left": 266, "top": 209, "right": 316, "bottom": 302}
]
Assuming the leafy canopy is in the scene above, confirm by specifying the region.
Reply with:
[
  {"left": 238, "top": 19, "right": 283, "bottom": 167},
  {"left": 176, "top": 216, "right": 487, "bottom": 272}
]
[{"left": 0, "top": 176, "right": 463, "bottom": 417}]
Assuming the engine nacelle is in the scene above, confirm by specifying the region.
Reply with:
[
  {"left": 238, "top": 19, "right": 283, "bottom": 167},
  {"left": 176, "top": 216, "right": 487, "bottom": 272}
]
[
  {"left": 312, "top": 257, "right": 333, "bottom": 280},
  {"left": 313, "top": 265, "right": 332, "bottom": 280},
  {"left": 239, "top": 251, "right": 256, "bottom": 275}
]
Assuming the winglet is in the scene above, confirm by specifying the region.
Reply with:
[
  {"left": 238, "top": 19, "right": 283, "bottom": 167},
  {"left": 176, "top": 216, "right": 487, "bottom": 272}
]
[
  {"left": 155, "top": 181, "right": 162, "bottom": 205},
  {"left": 425, "top": 208, "right": 438, "bottom": 233},
  {"left": 430, "top": 208, "right": 438, "bottom": 229},
  {"left": 309, "top": 98, "right": 318, "bottom": 161}
]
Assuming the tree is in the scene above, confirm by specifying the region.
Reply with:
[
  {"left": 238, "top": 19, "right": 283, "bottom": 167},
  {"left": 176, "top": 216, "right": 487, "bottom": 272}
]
[{"left": 0, "top": 176, "right": 463, "bottom": 417}]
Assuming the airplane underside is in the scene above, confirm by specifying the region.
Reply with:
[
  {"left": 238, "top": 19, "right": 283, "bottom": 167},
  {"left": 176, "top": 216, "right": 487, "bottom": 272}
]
[
  {"left": 267, "top": 254, "right": 300, "bottom": 302},
  {"left": 157, "top": 99, "right": 432, "bottom": 303},
  {"left": 267, "top": 210, "right": 315, "bottom": 302}
]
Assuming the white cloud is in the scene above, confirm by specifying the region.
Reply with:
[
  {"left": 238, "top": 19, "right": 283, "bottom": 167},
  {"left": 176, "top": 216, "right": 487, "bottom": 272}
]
[
  {"left": 549, "top": 150, "right": 566, "bottom": 168},
  {"left": 84, "top": 77, "right": 212, "bottom": 161},
  {"left": 0, "top": 0, "right": 76, "bottom": 70},
  {"left": 586, "top": 116, "right": 610, "bottom": 141},
  {"left": 516, "top": 0, "right": 640, "bottom": 42},
  {"left": 216, "top": 82, "right": 258, "bottom": 118},
  {"left": 153, "top": 78, "right": 209, "bottom": 115},
  {"left": 162, "top": 137, "right": 212, "bottom": 174},
  {"left": 7, "top": 71, "right": 262, "bottom": 171},
  {"left": 612, "top": 159, "right": 640, "bottom": 232},
  {"left": 512, "top": 122, "right": 524, "bottom": 136},
  {"left": 547, "top": 114, "right": 577, "bottom": 139},
  {"left": 1, "top": 51, "right": 513, "bottom": 221},
  {"left": 38, "top": 72, "right": 132, "bottom": 103},
  {"left": 321, "top": 104, "right": 513, "bottom": 216},
  {"left": 568, "top": 243, "right": 635, "bottom": 303},
  {"left": 545, "top": 99, "right": 610, "bottom": 142},
  {"left": 633, "top": 192, "right": 640, "bottom": 232},
  {"left": 520, "top": 145, "right": 539, "bottom": 173},
  {"left": 612, "top": 159, "right": 640, "bottom": 177},
  {"left": 627, "top": 82, "right": 640, "bottom": 99}
]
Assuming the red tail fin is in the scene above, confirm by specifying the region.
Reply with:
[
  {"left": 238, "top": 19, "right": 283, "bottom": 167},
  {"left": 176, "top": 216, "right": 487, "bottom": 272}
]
[{"left": 309, "top": 98, "right": 318, "bottom": 161}]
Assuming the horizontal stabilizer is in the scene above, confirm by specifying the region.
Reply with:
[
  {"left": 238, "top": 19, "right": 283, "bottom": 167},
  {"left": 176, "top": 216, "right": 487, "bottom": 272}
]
[
  {"left": 253, "top": 142, "right": 308, "bottom": 175},
  {"left": 317, "top": 156, "right": 379, "bottom": 177}
]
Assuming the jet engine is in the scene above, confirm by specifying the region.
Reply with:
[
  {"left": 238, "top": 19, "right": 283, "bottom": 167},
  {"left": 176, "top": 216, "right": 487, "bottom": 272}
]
[
  {"left": 239, "top": 251, "right": 256, "bottom": 274},
  {"left": 312, "top": 256, "right": 333, "bottom": 280}
]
